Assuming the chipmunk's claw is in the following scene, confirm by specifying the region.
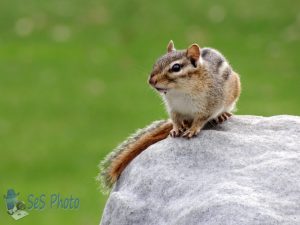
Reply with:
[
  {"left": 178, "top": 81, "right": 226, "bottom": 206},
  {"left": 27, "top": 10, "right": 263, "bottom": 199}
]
[
  {"left": 169, "top": 128, "right": 181, "bottom": 137},
  {"left": 213, "top": 112, "right": 232, "bottom": 124},
  {"left": 217, "top": 112, "right": 232, "bottom": 123},
  {"left": 182, "top": 128, "right": 200, "bottom": 139}
]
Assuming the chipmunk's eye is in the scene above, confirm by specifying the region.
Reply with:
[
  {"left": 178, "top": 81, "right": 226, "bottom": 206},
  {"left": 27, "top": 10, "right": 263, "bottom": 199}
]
[{"left": 171, "top": 63, "right": 181, "bottom": 72}]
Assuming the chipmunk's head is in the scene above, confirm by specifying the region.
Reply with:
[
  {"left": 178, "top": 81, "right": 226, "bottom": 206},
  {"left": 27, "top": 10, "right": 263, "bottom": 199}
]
[{"left": 148, "top": 40, "right": 202, "bottom": 94}]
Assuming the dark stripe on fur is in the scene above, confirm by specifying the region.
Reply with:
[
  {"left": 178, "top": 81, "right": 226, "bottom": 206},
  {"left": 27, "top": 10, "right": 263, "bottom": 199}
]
[
  {"left": 222, "top": 67, "right": 232, "bottom": 80},
  {"left": 201, "top": 49, "right": 209, "bottom": 58}
]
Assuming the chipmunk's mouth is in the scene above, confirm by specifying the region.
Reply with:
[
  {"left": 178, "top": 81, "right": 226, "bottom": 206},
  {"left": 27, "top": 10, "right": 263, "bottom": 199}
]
[{"left": 155, "top": 87, "right": 168, "bottom": 94}]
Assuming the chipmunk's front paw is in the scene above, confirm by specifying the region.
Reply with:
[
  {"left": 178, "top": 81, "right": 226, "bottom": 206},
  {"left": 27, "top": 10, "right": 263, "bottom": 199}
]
[
  {"left": 169, "top": 128, "right": 182, "bottom": 137},
  {"left": 182, "top": 128, "right": 200, "bottom": 139}
]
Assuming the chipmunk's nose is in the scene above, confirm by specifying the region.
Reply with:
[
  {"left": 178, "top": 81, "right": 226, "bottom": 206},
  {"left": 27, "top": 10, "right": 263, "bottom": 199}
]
[{"left": 148, "top": 76, "right": 157, "bottom": 86}]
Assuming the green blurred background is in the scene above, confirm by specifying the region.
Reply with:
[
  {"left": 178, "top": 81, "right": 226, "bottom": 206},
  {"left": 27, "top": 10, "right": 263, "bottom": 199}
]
[{"left": 0, "top": 0, "right": 299, "bottom": 224}]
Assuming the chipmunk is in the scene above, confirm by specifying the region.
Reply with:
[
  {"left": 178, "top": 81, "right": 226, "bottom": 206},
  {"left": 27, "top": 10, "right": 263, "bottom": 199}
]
[{"left": 98, "top": 40, "right": 241, "bottom": 191}]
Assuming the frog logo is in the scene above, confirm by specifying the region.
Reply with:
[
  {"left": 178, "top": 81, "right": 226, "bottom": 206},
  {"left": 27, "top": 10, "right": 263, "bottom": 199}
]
[{"left": 3, "top": 189, "right": 29, "bottom": 220}]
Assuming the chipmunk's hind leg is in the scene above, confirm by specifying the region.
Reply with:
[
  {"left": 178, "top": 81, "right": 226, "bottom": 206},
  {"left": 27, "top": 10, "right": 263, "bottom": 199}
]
[{"left": 213, "top": 112, "right": 232, "bottom": 124}]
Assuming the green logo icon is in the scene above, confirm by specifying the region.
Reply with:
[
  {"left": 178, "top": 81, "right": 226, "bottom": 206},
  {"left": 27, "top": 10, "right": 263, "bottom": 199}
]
[{"left": 3, "top": 189, "right": 29, "bottom": 220}]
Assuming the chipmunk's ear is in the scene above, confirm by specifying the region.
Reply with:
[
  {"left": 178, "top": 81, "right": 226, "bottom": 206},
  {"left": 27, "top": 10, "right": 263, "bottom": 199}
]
[
  {"left": 167, "top": 40, "right": 176, "bottom": 53},
  {"left": 186, "top": 44, "right": 201, "bottom": 67}
]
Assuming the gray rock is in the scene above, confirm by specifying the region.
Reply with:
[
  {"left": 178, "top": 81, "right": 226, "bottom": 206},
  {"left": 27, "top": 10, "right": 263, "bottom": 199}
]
[{"left": 100, "top": 115, "right": 300, "bottom": 225}]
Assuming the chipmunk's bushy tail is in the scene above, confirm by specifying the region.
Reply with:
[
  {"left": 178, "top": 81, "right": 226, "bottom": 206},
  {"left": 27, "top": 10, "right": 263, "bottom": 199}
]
[{"left": 98, "top": 120, "right": 173, "bottom": 192}]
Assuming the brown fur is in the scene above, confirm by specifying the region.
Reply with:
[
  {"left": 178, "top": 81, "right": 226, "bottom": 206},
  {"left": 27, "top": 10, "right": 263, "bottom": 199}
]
[
  {"left": 225, "top": 71, "right": 241, "bottom": 108},
  {"left": 108, "top": 121, "right": 173, "bottom": 184}
]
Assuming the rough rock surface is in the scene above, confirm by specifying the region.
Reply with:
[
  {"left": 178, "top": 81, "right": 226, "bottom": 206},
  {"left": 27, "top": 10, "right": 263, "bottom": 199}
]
[{"left": 100, "top": 115, "right": 300, "bottom": 225}]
